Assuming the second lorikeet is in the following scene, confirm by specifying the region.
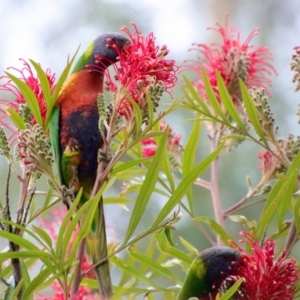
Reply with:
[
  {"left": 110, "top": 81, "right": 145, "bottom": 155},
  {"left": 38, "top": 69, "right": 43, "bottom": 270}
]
[
  {"left": 50, "top": 32, "right": 130, "bottom": 298},
  {"left": 176, "top": 246, "right": 241, "bottom": 300}
]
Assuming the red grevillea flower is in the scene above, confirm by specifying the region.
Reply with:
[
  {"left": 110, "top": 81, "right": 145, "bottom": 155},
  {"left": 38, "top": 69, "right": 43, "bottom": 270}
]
[
  {"left": 104, "top": 23, "right": 178, "bottom": 119},
  {"left": 182, "top": 15, "right": 277, "bottom": 101},
  {"left": 229, "top": 232, "right": 299, "bottom": 300},
  {"left": 141, "top": 121, "right": 182, "bottom": 158},
  {"left": 258, "top": 150, "right": 280, "bottom": 179},
  {"left": 0, "top": 59, "right": 56, "bottom": 143},
  {"left": 36, "top": 207, "right": 113, "bottom": 300}
]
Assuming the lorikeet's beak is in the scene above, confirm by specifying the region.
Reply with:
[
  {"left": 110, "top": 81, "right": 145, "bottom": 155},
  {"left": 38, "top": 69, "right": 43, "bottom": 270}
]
[{"left": 115, "top": 38, "right": 131, "bottom": 51}]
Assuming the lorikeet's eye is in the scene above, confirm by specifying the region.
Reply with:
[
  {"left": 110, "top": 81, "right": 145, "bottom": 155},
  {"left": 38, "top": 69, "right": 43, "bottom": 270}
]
[{"left": 221, "top": 254, "right": 230, "bottom": 260}]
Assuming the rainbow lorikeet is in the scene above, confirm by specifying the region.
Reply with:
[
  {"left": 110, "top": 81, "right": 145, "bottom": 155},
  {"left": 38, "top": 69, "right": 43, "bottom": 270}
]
[
  {"left": 176, "top": 246, "right": 241, "bottom": 300},
  {"left": 50, "top": 32, "right": 130, "bottom": 298}
]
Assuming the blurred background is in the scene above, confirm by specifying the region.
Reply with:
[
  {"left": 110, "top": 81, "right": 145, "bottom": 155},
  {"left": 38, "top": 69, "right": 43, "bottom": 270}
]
[{"left": 1, "top": 0, "right": 300, "bottom": 298}]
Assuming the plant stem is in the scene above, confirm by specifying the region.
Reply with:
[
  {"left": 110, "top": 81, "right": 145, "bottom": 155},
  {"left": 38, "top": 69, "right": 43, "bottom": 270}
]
[
  {"left": 209, "top": 126, "right": 224, "bottom": 246},
  {"left": 70, "top": 238, "right": 86, "bottom": 300},
  {"left": 284, "top": 219, "right": 298, "bottom": 256}
]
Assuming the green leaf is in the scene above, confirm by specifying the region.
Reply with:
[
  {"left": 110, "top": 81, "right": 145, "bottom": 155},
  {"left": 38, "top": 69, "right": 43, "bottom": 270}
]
[
  {"left": 182, "top": 118, "right": 201, "bottom": 212},
  {"left": 276, "top": 152, "right": 300, "bottom": 228},
  {"left": 145, "top": 88, "right": 154, "bottom": 126},
  {"left": 110, "top": 285, "right": 165, "bottom": 299},
  {"left": 122, "top": 129, "right": 168, "bottom": 245},
  {"left": 202, "top": 70, "right": 226, "bottom": 121},
  {"left": 152, "top": 142, "right": 224, "bottom": 228},
  {"left": 104, "top": 197, "right": 133, "bottom": 205},
  {"left": 21, "top": 267, "right": 52, "bottom": 300},
  {"left": 20, "top": 260, "right": 33, "bottom": 300},
  {"left": 5, "top": 72, "right": 43, "bottom": 126},
  {"left": 110, "top": 256, "right": 163, "bottom": 289},
  {"left": 111, "top": 158, "right": 148, "bottom": 175},
  {"left": 217, "top": 71, "right": 246, "bottom": 130},
  {"left": 120, "top": 183, "right": 170, "bottom": 199},
  {"left": 64, "top": 188, "right": 103, "bottom": 260},
  {"left": 193, "top": 217, "right": 235, "bottom": 245},
  {"left": 127, "top": 93, "right": 143, "bottom": 136},
  {"left": 255, "top": 166, "right": 299, "bottom": 240},
  {"left": 161, "top": 153, "right": 175, "bottom": 193},
  {"left": 228, "top": 215, "right": 257, "bottom": 230},
  {"left": 0, "top": 251, "right": 53, "bottom": 259},
  {"left": 155, "top": 231, "right": 193, "bottom": 264},
  {"left": 29, "top": 60, "right": 51, "bottom": 129},
  {"left": 56, "top": 188, "right": 82, "bottom": 258},
  {"left": 50, "top": 47, "right": 79, "bottom": 106},
  {"left": 179, "top": 237, "right": 199, "bottom": 256},
  {"left": 128, "top": 247, "right": 183, "bottom": 284},
  {"left": 293, "top": 194, "right": 300, "bottom": 232},
  {"left": 183, "top": 75, "right": 210, "bottom": 115},
  {"left": 0, "top": 257, "right": 37, "bottom": 280},
  {"left": 11, "top": 278, "right": 25, "bottom": 300},
  {"left": 218, "top": 278, "right": 243, "bottom": 300},
  {"left": 164, "top": 227, "right": 176, "bottom": 246},
  {"left": 4, "top": 284, "right": 15, "bottom": 300},
  {"left": 32, "top": 225, "right": 53, "bottom": 249},
  {"left": 6, "top": 107, "right": 26, "bottom": 130},
  {"left": 239, "top": 79, "right": 268, "bottom": 146},
  {"left": 0, "top": 231, "right": 41, "bottom": 251}
]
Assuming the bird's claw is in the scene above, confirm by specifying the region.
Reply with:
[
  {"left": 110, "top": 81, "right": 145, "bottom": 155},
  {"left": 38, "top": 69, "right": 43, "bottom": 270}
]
[
  {"left": 61, "top": 185, "right": 74, "bottom": 208},
  {"left": 97, "top": 150, "right": 113, "bottom": 168}
]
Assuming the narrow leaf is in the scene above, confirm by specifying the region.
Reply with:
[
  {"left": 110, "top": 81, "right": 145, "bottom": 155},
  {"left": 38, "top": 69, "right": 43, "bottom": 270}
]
[
  {"left": 32, "top": 225, "right": 53, "bottom": 249},
  {"left": 217, "top": 71, "right": 246, "bottom": 130},
  {"left": 255, "top": 169, "right": 298, "bottom": 240},
  {"left": 239, "top": 79, "right": 268, "bottom": 146},
  {"left": 21, "top": 268, "right": 51, "bottom": 300},
  {"left": 6, "top": 72, "right": 42, "bottom": 126},
  {"left": 218, "top": 278, "right": 243, "bottom": 300},
  {"left": 202, "top": 70, "right": 226, "bottom": 121},
  {"left": 128, "top": 247, "right": 183, "bottom": 284},
  {"left": 110, "top": 256, "right": 163, "bottom": 289},
  {"left": 152, "top": 142, "right": 224, "bottom": 228},
  {"left": 123, "top": 129, "right": 168, "bottom": 245},
  {"left": 6, "top": 107, "right": 26, "bottom": 130},
  {"left": 182, "top": 118, "right": 201, "bottom": 211},
  {"left": 183, "top": 75, "right": 210, "bottom": 115}
]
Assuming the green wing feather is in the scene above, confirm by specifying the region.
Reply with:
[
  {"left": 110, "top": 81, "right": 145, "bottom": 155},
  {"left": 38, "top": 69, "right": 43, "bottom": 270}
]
[{"left": 50, "top": 106, "right": 63, "bottom": 184}]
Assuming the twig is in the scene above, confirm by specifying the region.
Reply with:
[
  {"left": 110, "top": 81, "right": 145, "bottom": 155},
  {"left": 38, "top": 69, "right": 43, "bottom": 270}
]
[
  {"left": 14, "top": 165, "right": 30, "bottom": 236},
  {"left": 5, "top": 165, "right": 25, "bottom": 300},
  {"left": 22, "top": 188, "right": 35, "bottom": 227},
  {"left": 70, "top": 238, "right": 86, "bottom": 300},
  {"left": 224, "top": 186, "right": 261, "bottom": 216},
  {"left": 284, "top": 219, "right": 298, "bottom": 256},
  {"left": 209, "top": 127, "right": 224, "bottom": 246},
  {"left": 193, "top": 177, "right": 211, "bottom": 189},
  {"left": 5, "top": 165, "right": 13, "bottom": 234}
]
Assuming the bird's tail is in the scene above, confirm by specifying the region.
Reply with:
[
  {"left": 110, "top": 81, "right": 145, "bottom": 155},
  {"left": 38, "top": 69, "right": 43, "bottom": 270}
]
[{"left": 85, "top": 196, "right": 112, "bottom": 299}]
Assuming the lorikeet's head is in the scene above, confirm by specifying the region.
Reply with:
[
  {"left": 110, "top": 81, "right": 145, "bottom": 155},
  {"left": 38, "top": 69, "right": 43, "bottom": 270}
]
[
  {"left": 93, "top": 32, "right": 130, "bottom": 63},
  {"left": 177, "top": 246, "right": 241, "bottom": 300},
  {"left": 73, "top": 32, "right": 130, "bottom": 73},
  {"left": 199, "top": 246, "right": 240, "bottom": 294}
]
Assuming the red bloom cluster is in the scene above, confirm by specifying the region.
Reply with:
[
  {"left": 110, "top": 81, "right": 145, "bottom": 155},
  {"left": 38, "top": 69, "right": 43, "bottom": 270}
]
[
  {"left": 0, "top": 59, "right": 56, "bottom": 142},
  {"left": 229, "top": 232, "right": 299, "bottom": 300},
  {"left": 104, "top": 23, "right": 178, "bottom": 119},
  {"left": 141, "top": 121, "right": 182, "bottom": 158},
  {"left": 183, "top": 15, "right": 277, "bottom": 101}
]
